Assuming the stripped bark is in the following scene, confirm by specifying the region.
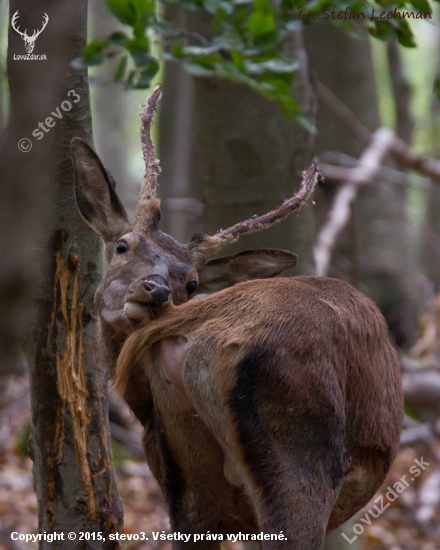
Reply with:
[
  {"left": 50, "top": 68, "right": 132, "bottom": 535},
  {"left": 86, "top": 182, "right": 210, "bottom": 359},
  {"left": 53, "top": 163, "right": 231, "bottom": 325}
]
[{"left": 9, "top": 0, "right": 124, "bottom": 546}]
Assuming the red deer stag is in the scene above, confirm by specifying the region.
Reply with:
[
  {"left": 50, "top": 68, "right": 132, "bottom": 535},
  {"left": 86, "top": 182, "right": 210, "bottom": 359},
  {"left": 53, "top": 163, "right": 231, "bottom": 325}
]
[{"left": 71, "top": 86, "right": 403, "bottom": 550}]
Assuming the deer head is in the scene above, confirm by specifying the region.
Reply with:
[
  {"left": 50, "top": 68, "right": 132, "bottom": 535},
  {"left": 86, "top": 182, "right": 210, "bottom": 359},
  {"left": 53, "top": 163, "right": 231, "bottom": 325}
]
[
  {"left": 71, "top": 86, "right": 318, "bottom": 337},
  {"left": 11, "top": 11, "right": 48, "bottom": 54}
]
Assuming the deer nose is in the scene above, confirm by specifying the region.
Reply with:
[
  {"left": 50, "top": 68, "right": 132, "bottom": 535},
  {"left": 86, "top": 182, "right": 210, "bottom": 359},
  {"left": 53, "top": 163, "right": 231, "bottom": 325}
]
[{"left": 143, "top": 275, "right": 171, "bottom": 306}]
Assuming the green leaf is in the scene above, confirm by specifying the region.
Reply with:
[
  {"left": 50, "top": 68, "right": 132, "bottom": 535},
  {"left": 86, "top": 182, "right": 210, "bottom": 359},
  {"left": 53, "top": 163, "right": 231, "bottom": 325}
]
[
  {"left": 126, "top": 36, "right": 151, "bottom": 66},
  {"left": 126, "top": 58, "right": 160, "bottom": 88},
  {"left": 133, "top": 20, "right": 147, "bottom": 39},
  {"left": 410, "top": 0, "right": 431, "bottom": 14},
  {"left": 180, "top": 0, "right": 204, "bottom": 10},
  {"left": 231, "top": 50, "right": 246, "bottom": 72},
  {"left": 114, "top": 55, "right": 128, "bottom": 81},
  {"left": 247, "top": 10, "right": 276, "bottom": 37},
  {"left": 434, "top": 76, "right": 440, "bottom": 100},
  {"left": 108, "top": 31, "right": 128, "bottom": 46},
  {"left": 82, "top": 41, "right": 109, "bottom": 66},
  {"left": 107, "top": 0, "right": 154, "bottom": 25},
  {"left": 396, "top": 20, "right": 417, "bottom": 48},
  {"left": 131, "top": 0, "right": 155, "bottom": 19},
  {"left": 107, "top": 0, "right": 138, "bottom": 25},
  {"left": 171, "top": 41, "right": 184, "bottom": 57}
]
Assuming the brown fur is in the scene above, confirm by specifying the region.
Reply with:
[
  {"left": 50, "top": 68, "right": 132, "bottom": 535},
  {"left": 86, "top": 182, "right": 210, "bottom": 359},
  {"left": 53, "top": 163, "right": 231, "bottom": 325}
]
[
  {"left": 71, "top": 130, "right": 403, "bottom": 550},
  {"left": 115, "top": 277, "right": 403, "bottom": 548}
]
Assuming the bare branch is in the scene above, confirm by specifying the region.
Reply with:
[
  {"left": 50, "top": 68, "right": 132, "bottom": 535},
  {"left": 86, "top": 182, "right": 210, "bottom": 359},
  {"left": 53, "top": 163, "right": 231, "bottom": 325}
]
[
  {"left": 213, "top": 160, "right": 320, "bottom": 245},
  {"left": 317, "top": 81, "right": 440, "bottom": 182},
  {"left": 403, "top": 371, "right": 440, "bottom": 413},
  {"left": 319, "top": 161, "right": 428, "bottom": 188},
  {"left": 314, "top": 128, "right": 395, "bottom": 276},
  {"left": 316, "top": 81, "right": 372, "bottom": 144}
]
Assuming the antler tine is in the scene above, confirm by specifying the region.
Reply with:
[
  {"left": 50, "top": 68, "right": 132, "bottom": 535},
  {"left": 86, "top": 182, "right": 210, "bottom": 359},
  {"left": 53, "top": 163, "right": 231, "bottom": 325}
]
[
  {"left": 213, "top": 160, "right": 320, "bottom": 245},
  {"left": 134, "top": 85, "right": 163, "bottom": 231},
  {"left": 188, "top": 160, "right": 320, "bottom": 265}
]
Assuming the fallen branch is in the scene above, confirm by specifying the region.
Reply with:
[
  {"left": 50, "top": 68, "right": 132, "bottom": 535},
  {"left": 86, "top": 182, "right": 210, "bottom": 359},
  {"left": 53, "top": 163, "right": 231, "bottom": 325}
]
[
  {"left": 314, "top": 128, "right": 395, "bottom": 276},
  {"left": 319, "top": 161, "right": 428, "bottom": 188},
  {"left": 403, "top": 371, "right": 440, "bottom": 412}
]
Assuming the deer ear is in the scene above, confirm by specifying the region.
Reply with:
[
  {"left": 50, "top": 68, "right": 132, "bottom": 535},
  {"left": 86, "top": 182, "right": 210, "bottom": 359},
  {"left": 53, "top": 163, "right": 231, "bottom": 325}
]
[
  {"left": 197, "top": 249, "right": 297, "bottom": 293},
  {"left": 71, "top": 138, "right": 130, "bottom": 242}
]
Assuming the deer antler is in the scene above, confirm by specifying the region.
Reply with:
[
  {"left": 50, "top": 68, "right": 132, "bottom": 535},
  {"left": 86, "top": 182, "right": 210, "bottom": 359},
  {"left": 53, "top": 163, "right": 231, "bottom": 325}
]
[
  {"left": 134, "top": 86, "right": 163, "bottom": 231},
  {"left": 188, "top": 160, "right": 320, "bottom": 264},
  {"left": 11, "top": 11, "right": 28, "bottom": 39},
  {"left": 213, "top": 160, "right": 320, "bottom": 245}
]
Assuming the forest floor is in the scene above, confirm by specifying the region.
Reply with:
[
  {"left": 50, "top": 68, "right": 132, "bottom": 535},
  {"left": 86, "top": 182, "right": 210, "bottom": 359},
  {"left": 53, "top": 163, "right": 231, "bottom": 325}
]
[{"left": 0, "top": 375, "right": 439, "bottom": 550}]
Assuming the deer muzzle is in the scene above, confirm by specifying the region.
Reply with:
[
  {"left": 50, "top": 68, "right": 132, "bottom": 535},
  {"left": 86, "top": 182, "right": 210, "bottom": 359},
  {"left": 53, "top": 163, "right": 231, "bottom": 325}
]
[
  {"left": 142, "top": 276, "right": 171, "bottom": 308},
  {"left": 124, "top": 275, "right": 171, "bottom": 326}
]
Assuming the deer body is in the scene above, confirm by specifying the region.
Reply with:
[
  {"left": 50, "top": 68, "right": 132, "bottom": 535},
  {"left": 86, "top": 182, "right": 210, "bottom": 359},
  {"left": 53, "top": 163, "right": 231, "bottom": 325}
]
[
  {"left": 71, "top": 87, "right": 403, "bottom": 549},
  {"left": 117, "top": 277, "right": 402, "bottom": 549}
]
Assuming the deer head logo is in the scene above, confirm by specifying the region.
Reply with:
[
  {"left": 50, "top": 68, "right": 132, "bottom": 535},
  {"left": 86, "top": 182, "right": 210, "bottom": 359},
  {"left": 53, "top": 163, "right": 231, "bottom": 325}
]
[{"left": 11, "top": 11, "right": 49, "bottom": 54}]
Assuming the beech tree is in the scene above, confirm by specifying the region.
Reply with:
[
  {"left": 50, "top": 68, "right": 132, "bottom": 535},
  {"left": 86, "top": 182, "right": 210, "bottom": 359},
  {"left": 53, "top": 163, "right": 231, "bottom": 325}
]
[{"left": 2, "top": 1, "right": 123, "bottom": 546}]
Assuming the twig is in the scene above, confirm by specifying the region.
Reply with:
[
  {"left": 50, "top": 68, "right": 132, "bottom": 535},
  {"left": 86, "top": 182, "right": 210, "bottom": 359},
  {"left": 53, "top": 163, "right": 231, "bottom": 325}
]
[
  {"left": 317, "top": 81, "right": 440, "bottom": 182},
  {"left": 319, "top": 161, "right": 428, "bottom": 188},
  {"left": 314, "top": 128, "right": 395, "bottom": 276},
  {"left": 316, "top": 81, "right": 373, "bottom": 143}
]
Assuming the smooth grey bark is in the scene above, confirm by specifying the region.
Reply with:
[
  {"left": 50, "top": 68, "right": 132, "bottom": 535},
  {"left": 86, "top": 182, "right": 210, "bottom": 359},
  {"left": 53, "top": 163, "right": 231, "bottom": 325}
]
[
  {"left": 91, "top": 0, "right": 132, "bottom": 209},
  {"left": 160, "top": 27, "right": 316, "bottom": 274},
  {"left": 158, "top": 63, "right": 203, "bottom": 242},
  {"left": 305, "top": 21, "right": 420, "bottom": 347},
  {"left": 305, "top": 22, "right": 376, "bottom": 550},
  {"left": 386, "top": 41, "right": 414, "bottom": 144},
  {"left": 0, "top": 5, "right": 64, "bottom": 376},
  {"left": 422, "top": 10, "right": 440, "bottom": 288},
  {"left": 4, "top": 1, "right": 123, "bottom": 546}
]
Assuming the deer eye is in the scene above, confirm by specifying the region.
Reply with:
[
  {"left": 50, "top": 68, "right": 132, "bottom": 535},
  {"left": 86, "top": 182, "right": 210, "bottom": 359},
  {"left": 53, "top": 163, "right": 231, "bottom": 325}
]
[
  {"left": 186, "top": 280, "right": 198, "bottom": 295},
  {"left": 116, "top": 240, "right": 128, "bottom": 254}
]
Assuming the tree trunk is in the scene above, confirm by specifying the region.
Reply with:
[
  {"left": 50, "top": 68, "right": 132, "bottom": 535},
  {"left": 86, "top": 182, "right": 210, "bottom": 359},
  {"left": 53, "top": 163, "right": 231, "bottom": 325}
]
[
  {"left": 160, "top": 18, "right": 316, "bottom": 273},
  {"left": 5, "top": 1, "right": 123, "bottom": 546},
  {"left": 305, "top": 21, "right": 421, "bottom": 347},
  {"left": 0, "top": 3, "right": 63, "bottom": 377},
  {"left": 422, "top": 9, "right": 440, "bottom": 288}
]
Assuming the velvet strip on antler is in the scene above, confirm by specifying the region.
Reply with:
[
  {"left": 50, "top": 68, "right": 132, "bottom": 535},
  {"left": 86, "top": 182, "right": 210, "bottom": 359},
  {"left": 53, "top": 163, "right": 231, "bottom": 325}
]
[
  {"left": 189, "top": 160, "right": 320, "bottom": 264},
  {"left": 134, "top": 85, "right": 163, "bottom": 231}
]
